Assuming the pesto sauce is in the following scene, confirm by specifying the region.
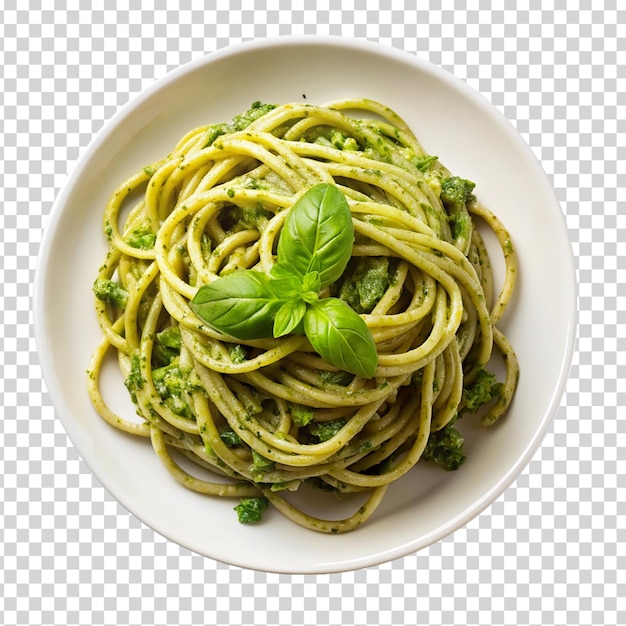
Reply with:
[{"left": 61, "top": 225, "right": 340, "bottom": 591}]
[
  {"left": 203, "top": 101, "right": 277, "bottom": 148},
  {"left": 337, "top": 257, "right": 392, "bottom": 314},
  {"left": 92, "top": 278, "right": 128, "bottom": 309}
]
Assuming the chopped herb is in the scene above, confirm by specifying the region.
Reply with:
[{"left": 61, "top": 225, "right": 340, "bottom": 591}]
[
  {"left": 152, "top": 359, "right": 198, "bottom": 418},
  {"left": 221, "top": 204, "right": 274, "bottom": 232},
  {"left": 338, "top": 257, "right": 391, "bottom": 313},
  {"left": 219, "top": 427, "right": 242, "bottom": 448},
  {"left": 449, "top": 212, "right": 470, "bottom": 241},
  {"left": 152, "top": 325, "right": 181, "bottom": 367},
  {"left": 423, "top": 420, "right": 466, "bottom": 471},
  {"left": 440, "top": 176, "right": 475, "bottom": 240},
  {"left": 304, "top": 125, "right": 359, "bottom": 151},
  {"left": 93, "top": 278, "right": 128, "bottom": 309},
  {"left": 234, "top": 497, "right": 269, "bottom": 524},
  {"left": 330, "top": 130, "right": 359, "bottom": 151},
  {"left": 124, "top": 353, "right": 144, "bottom": 405},
  {"left": 290, "top": 405, "right": 314, "bottom": 427},
  {"left": 127, "top": 227, "right": 157, "bottom": 250},
  {"left": 309, "top": 419, "right": 346, "bottom": 442},
  {"left": 157, "top": 325, "right": 182, "bottom": 350},
  {"left": 203, "top": 101, "right": 276, "bottom": 148},
  {"left": 440, "top": 176, "right": 476, "bottom": 208},
  {"left": 414, "top": 154, "right": 439, "bottom": 172},
  {"left": 463, "top": 367, "right": 503, "bottom": 413},
  {"left": 250, "top": 449, "right": 275, "bottom": 476},
  {"left": 228, "top": 344, "right": 247, "bottom": 364}
]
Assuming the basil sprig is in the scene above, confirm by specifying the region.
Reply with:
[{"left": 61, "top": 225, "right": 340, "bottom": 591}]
[{"left": 190, "top": 183, "right": 378, "bottom": 378}]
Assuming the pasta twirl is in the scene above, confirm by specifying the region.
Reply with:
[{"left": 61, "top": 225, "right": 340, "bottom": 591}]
[{"left": 87, "top": 99, "right": 519, "bottom": 533}]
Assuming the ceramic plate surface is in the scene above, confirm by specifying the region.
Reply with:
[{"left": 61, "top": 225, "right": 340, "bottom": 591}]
[{"left": 34, "top": 36, "right": 576, "bottom": 574}]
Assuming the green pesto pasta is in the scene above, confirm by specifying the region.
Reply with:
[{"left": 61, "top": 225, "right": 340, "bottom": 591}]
[{"left": 87, "top": 99, "right": 519, "bottom": 533}]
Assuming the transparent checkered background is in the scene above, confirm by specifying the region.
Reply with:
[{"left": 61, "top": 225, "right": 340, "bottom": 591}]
[{"left": 1, "top": 1, "right": 623, "bottom": 625}]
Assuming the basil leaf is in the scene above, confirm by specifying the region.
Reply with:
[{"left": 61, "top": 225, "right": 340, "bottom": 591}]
[
  {"left": 301, "top": 271, "right": 321, "bottom": 295},
  {"left": 303, "top": 298, "right": 378, "bottom": 378},
  {"left": 190, "top": 271, "right": 283, "bottom": 339},
  {"left": 268, "top": 272, "right": 303, "bottom": 300},
  {"left": 273, "top": 299, "right": 307, "bottom": 338},
  {"left": 277, "top": 183, "right": 354, "bottom": 289}
]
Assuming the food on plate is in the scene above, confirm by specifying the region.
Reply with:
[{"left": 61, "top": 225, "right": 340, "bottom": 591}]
[{"left": 87, "top": 99, "right": 519, "bottom": 533}]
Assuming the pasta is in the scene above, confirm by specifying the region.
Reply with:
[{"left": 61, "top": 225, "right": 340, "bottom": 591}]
[{"left": 87, "top": 99, "right": 519, "bottom": 533}]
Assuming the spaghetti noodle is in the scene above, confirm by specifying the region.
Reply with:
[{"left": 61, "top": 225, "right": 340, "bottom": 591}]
[{"left": 87, "top": 99, "right": 519, "bottom": 533}]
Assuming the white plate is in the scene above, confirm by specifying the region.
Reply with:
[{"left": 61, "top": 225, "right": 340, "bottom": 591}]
[{"left": 34, "top": 36, "right": 576, "bottom": 574}]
